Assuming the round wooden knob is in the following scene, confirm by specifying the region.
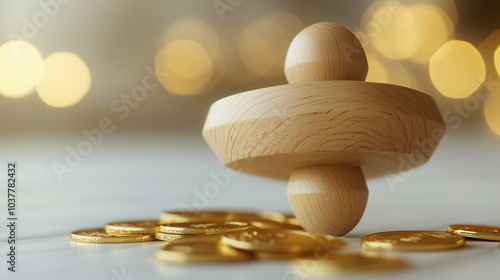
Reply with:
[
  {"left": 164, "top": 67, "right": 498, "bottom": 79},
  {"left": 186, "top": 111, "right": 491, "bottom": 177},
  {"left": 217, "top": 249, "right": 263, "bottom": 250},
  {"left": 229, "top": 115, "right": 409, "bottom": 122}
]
[
  {"left": 284, "top": 22, "right": 368, "bottom": 84},
  {"left": 288, "top": 165, "right": 368, "bottom": 236},
  {"left": 284, "top": 22, "right": 369, "bottom": 235}
]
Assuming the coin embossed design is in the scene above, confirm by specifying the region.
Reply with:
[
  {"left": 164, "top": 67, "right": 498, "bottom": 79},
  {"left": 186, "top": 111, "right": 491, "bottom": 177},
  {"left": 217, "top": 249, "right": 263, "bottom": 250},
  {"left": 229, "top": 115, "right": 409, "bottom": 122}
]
[
  {"left": 70, "top": 229, "right": 156, "bottom": 244},
  {"left": 105, "top": 220, "right": 159, "bottom": 235},
  {"left": 221, "top": 228, "right": 346, "bottom": 253},
  {"left": 447, "top": 225, "right": 500, "bottom": 241},
  {"left": 155, "top": 236, "right": 253, "bottom": 262},
  {"left": 159, "top": 221, "right": 253, "bottom": 235},
  {"left": 362, "top": 231, "right": 465, "bottom": 251}
]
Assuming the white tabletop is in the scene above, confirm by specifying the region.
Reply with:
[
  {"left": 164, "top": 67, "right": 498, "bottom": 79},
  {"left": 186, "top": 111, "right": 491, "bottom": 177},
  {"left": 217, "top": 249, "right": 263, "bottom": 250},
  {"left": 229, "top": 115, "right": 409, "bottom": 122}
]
[{"left": 2, "top": 127, "right": 500, "bottom": 280}]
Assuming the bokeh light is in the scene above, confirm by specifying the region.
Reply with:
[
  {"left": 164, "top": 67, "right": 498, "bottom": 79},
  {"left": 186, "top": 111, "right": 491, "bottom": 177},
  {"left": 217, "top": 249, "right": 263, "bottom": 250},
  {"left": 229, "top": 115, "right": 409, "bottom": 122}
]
[
  {"left": 266, "top": 12, "right": 306, "bottom": 42},
  {"left": 478, "top": 30, "right": 500, "bottom": 78},
  {"left": 385, "top": 61, "right": 417, "bottom": 89},
  {"left": 239, "top": 13, "right": 304, "bottom": 77},
  {"left": 36, "top": 52, "right": 91, "bottom": 108},
  {"left": 361, "top": 0, "right": 418, "bottom": 60},
  {"left": 419, "top": 0, "right": 458, "bottom": 26},
  {"left": 0, "top": 40, "right": 43, "bottom": 98},
  {"left": 495, "top": 45, "right": 500, "bottom": 77},
  {"left": 361, "top": 1, "right": 454, "bottom": 63},
  {"left": 484, "top": 91, "right": 500, "bottom": 135},
  {"left": 406, "top": 3, "right": 454, "bottom": 64},
  {"left": 155, "top": 19, "right": 220, "bottom": 59},
  {"left": 365, "top": 54, "right": 388, "bottom": 83},
  {"left": 365, "top": 51, "right": 417, "bottom": 90},
  {"left": 155, "top": 19, "right": 223, "bottom": 96},
  {"left": 220, "top": 27, "right": 260, "bottom": 85},
  {"left": 155, "top": 39, "right": 213, "bottom": 96},
  {"left": 429, "top": 40, "right": 485, "bottom": 99}
]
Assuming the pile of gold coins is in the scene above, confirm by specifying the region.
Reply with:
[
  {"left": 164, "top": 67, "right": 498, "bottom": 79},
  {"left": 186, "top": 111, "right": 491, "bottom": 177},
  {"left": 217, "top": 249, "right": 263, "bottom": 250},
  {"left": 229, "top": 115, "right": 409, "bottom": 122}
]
[{"left": 70, "top": 210, "right": 500, "bottom": 275}]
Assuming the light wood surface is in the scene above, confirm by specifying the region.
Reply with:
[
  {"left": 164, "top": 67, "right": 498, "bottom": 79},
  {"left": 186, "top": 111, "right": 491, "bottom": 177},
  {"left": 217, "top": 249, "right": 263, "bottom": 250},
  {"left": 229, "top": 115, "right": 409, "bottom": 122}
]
[
  {"left": 203, "top": 81, "right": 444, "bottom": 179},
  {"left": 285, "top": 22, "right": 368, "bottom": 83}
]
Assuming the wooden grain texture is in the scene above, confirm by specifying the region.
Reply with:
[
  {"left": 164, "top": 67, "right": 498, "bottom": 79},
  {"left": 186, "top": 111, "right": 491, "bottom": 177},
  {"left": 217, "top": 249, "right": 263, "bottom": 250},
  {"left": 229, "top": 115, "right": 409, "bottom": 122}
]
[
  {"left": 284, "top": 22, "right": 368, "bottom": 83},
  {"left": 288, "top": 164, "right": 368, "bottom": 236},
  {"left": 203, "top": 81, "right": 445, "bottom": 180}
]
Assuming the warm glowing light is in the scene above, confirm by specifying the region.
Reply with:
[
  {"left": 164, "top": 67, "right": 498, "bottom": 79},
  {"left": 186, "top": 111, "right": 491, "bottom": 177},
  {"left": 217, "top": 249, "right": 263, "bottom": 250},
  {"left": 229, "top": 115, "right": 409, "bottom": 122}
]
[
  {"left": 386, "top": 62, "right": 417, "bottom": 89},
  {"left": 406, "top": 4, "right": 454, "bottom": 64},
  {"left": 361, "top": 0, "right": 419, "bottom": 60},
  {"left": 478, "top": 30, "right": 500, "bottom": 78},
  {"left": 430, "top": 40, "right": 485, "bottom": 99},
  {"left": 156, "top": 19, "right": 220, "bottom": 60},
  {"left": 495, "top": 45, "right": 500, "bottom": 77},
  {"left": 266, "top": 13, "right": 305, "bottom": 42},
  {"left": 239, "top": 14, "right": 298, "bottom": 77},
  {"left": 227, "top": 13, "right": 303, "bottom": 82},
  {"left": 155, "top": 40, "right": 213, "bottom": 96},
  {"left": 36, "top": 52, "right": 91, "bottom": 108},
  {"left": 361, "top": 1, "right": 454, "bottom": 63},
  {"left": 220, "top": 27, "right": 260, "bottom": 85},
  {"left": 484, "top": 92, "right": 500, "bottom": 135},
  {"left": 0, "top": 40, "right": 43, "bottom": 98},
  {"left": 365, "top": 52, "right": 417, "bottom": 89},
  {"left": 365, "top": 54, "right": 388, "bottom": 83},
  {"left": 421, "top": 0, "right": 458, "bottom": 26},
  {"left": 156, "top": 19, "right": 223, "bottom": 95}
]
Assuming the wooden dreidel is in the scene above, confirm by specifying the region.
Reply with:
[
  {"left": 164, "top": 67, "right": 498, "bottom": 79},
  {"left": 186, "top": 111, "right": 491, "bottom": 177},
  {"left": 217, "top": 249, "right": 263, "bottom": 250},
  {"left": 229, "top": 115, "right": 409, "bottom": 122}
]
[{"left": 203, "top": 22, "right": 445, "bottom": 236}]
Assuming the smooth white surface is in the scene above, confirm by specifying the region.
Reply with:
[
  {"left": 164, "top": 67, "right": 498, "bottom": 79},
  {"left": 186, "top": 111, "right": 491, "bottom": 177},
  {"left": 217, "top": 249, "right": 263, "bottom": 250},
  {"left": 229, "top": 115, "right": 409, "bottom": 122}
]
[{"left": 1, "top": 127, "right": 500, "bottom": 280}]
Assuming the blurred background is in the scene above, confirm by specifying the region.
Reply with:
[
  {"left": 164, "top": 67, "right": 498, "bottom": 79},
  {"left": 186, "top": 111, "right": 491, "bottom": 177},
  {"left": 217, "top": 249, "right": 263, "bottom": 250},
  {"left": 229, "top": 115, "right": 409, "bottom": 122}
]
[{"left": 1, "top": 0, "right": 500, "bottom": 238}]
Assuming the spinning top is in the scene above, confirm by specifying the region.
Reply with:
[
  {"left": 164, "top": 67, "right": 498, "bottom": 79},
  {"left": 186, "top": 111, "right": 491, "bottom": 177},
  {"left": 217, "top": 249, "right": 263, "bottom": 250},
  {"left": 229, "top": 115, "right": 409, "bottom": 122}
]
[{"left": 203, "top": 22, "right": 445, "bottom": 236}]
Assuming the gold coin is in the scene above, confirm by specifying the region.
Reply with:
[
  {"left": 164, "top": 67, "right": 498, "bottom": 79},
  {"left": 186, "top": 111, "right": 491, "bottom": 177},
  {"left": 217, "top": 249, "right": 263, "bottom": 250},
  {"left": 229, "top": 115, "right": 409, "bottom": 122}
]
[
  {"left": 158, "top": 211, "right": 230, "bottom": 224},
  {"left": 254, "top": 251, "right": 312, "bottom": 260},
  {"left": 226, "top": 212, "right": 265, "bottom": 221},
  {"left": 248, "top": 219, "right": 302, "bottom": 230},
  {"left": 221, "top": 228, "right": 346, "bottom": 254},
  {"left": 155, "top": 236, "right": 253, "bottom": 262},
  {"left": 261, "top": 212, "right": 301, "bottom": 226},
  {"left": 105, "top": 220, "right": 159, "bottom": 235},
  {"left": 70, "top": 228, "right": 156, "bottom": 244},
  {"left": 158, "top": 221, "right": 253, "bottom": 235},
  {"left": 155, "top": 231, "right": 215, "bottom": 242},
  {"left": 447, "top": 224, "right": 500, "bottom": 241},
  {"left": 155, "top": 232, "right": 186, "bottom": 242},
  {"left": 291, "top": 253, "right": 409, "bottom": 276},
  {"left": 362, "top": 231, "right": 465, "bottom": 251}
]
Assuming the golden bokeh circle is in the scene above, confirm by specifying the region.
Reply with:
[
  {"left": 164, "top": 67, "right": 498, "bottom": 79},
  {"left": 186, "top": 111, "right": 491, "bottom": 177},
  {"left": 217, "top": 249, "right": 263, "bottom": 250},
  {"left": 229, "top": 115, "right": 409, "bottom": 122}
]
[
  {"left": 406, "top": 3, "right": 454, "bottom": 64},
  {"left": 484, "top": 91, "right": 500, "bottom": 136},
  {"left": 36, "top": 52, "right": 91, "bottom": 108},
  {"left": 430, "top": 40, "right": 485, "bottom": 99},
  {"left": 361, "top": 0, "right": 419, "bottom": 60},
  {"left": 155, "top": 39, "right": 213, "bottom": 96},
  {"left": 494, "top": 45, "right": 500, "bottom": 77},
  {"left": 0, "top": 40, "right": 43, "bottom": 98}
]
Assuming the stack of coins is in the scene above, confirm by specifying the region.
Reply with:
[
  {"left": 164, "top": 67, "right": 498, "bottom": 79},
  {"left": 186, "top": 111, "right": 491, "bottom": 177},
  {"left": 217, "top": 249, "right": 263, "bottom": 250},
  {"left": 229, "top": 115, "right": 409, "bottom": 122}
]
[
  {"left": 70, "top": 220, "right": 160, "bottom": 244},
  {"left": 70, "top": 210, "right": 500, "bottom": 275},
  {"left": 69, "top": 210, "right": 304, "bottom": 246},
  {"left": 70, "top": 210, "right": 349, "bottom": 263},
  {"left": 155, "top": 221, "right": 255, "bottom": 242}
]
